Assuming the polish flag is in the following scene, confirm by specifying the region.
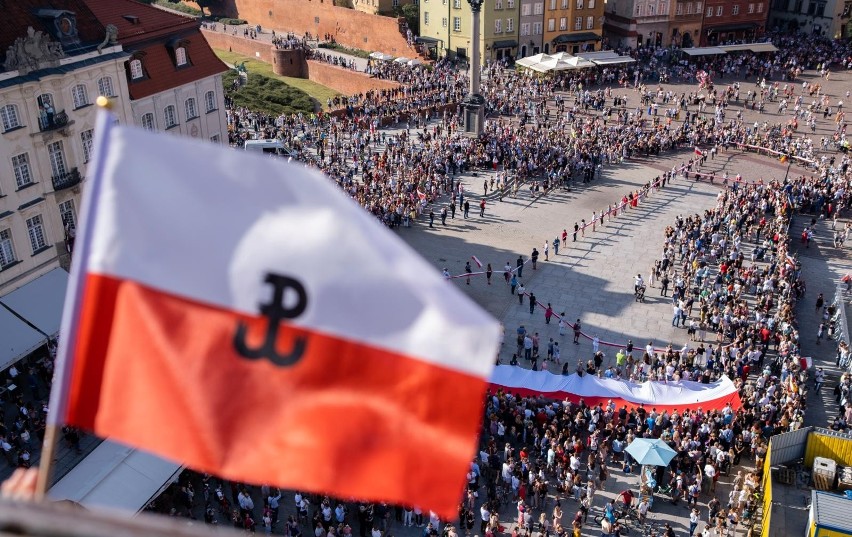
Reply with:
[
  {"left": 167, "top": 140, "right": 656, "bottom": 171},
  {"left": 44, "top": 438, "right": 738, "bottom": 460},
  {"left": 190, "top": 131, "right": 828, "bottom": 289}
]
[
  {"left": 490, "top": 366, "right": 742, "bottom": 412},
  {"left": 694, "top": 147, "right": 704, "bottom": 157},
  {"left": 49, "top": 114, "right": 501, "bottom": 518},
  {"left": 471, "top": 255, "right": 482, "bottom": 268}
]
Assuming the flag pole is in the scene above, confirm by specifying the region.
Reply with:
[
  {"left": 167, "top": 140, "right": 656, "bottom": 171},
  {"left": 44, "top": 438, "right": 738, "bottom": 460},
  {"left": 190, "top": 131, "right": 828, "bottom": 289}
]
[{"left": 35, "top": 95, "right": 115, "bottom": 500}]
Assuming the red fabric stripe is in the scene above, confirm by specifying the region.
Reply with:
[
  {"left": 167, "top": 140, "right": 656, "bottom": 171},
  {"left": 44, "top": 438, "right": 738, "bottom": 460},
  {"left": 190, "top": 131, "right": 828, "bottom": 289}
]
[
  {"left": 66, "top": 274, "right": 487, "bottom": 518},
  {"left": 489, "top": 384, "right": 742, "bottom": 413}
]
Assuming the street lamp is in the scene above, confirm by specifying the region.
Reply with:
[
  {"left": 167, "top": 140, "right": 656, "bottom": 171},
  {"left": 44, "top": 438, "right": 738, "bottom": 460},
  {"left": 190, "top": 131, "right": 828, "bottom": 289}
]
[{"left": 462, "top": 0, "right": 485, "bottom": 136}]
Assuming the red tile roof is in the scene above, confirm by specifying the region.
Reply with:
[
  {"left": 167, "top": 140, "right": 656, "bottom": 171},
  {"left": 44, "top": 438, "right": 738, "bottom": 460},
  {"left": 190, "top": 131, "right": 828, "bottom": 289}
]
[
  {"left": 82, "top": 0, "right": 228, "bottom": 100},
  {"left": 0, "top": 0, "right": 107, "bottom": 70}
]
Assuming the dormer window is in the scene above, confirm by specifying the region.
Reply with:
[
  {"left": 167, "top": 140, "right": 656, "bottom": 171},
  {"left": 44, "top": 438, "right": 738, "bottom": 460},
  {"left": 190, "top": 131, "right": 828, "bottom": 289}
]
[
  {"left": 130, "top": 59, "right": 143, "bottom": 80},
  {"left": 175, "top": 47, "right": 188, "bottom": 67}
]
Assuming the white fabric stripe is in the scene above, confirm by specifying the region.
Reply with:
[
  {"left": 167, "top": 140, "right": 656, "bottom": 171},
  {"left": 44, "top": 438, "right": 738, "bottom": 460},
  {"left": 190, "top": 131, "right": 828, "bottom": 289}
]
[
  {"left": 87, "top": 126, "right": 499, "bottom": 378},
  {"left": 490, "top": 366, "right": 738, "bottom": 406}
]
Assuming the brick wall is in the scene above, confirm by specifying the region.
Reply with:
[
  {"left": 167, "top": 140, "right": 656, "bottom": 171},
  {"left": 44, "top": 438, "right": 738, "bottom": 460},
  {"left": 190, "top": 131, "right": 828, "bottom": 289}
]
[
  {"left": 203, "top": 0, "right": 420, "bottom": 57},
  {"left": 305, "top": 61, "right": 399, "bottom": 95},
  {"left": 201, "top": 29, "right": 274, "bottom": 63}
]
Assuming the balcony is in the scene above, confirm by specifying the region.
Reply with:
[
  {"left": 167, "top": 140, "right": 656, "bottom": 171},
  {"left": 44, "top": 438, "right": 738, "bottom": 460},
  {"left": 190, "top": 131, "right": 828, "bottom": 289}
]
[
  {"left": 38, "top": 110, "right": 71, "bottom": 133},
  {"left": 51, "top": 168, "right": 82, "bottom": 191}
]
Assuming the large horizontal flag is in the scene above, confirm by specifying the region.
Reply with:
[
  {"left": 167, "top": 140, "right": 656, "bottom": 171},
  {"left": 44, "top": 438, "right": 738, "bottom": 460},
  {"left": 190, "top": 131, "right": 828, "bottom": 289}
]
[
  {"left": 48, "top": 112, "right": 501, "bottom": 518},
  {"left": 490, "top": 366, "right": 742, "bottom": 412}
]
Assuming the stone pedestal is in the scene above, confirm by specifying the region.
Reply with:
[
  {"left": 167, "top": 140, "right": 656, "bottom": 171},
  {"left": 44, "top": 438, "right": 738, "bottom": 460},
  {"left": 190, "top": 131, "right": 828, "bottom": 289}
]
[{"left": 463, "top": 93, "right": 485, "bottom": 136}]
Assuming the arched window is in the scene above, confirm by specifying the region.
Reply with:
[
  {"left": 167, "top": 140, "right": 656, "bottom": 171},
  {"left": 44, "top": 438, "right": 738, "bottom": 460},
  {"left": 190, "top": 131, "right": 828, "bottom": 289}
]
[
  {"left": 130, "top": 59, "right": 144, "bottom": 80},
  {"left": 141, "top": 112, "right": 155, "bottom": 131},
  {"left": 72, "top": 84, "right": 89, "bottom": 109},
  {"left": 0, "top": 104, "right": 21, "bottom": 132},
  {"left": 185, "top": 97, "right": 198, "bottom": 120},
  {"left": 164, "top": 105, "right": 177, "bottom": 128},
  {"left": 175, "top": 46, "right": 188, "bottom": 66},
  {"left": 98, "top": 76, "right": 115, "bottom": 97},
  {"left": 205, "top": 90, "right": 216, "bottom": 113}
]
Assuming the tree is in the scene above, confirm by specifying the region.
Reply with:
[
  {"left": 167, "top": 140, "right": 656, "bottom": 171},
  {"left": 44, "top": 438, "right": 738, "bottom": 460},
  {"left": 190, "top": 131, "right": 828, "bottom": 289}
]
[
  {"left": 194, "top": 0, "right": 221, "bottom": 16},
  {"left": 400, "top": 3, "right": 419, "bottom": 35}
]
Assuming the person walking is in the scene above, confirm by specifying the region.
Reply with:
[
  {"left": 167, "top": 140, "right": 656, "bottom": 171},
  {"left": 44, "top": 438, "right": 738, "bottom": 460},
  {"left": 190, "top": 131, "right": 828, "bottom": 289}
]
[
  {"left": 573, "top": 320, "right": 582, "bottom": 344},
  {"left": 531, "top": 248, "right": 539, "bottom": 269},
  {"left": 816, "top": 293, "right": 825, "bottom": 312},
  {"left": 464, "top": 200, "right": 470, "bottom": 218},
  {"left": 510, "top": 274, "right": 518, "bottom": 295},
  {"left": 517, "top": 256, "right": 524, "bottom": 278},
  {"left": 450, "top": 203, "right": 455, "bottom": 219},
  {"left": 528, "top": 292, "right": 537, "bottom": 314},
  {"left": 573, "top": 222, "right": 579, "bottom": 242},
  {"left": 553, "top": 237, "right": 560, "bottom": 256},
  {"left": 486, "top": 264, "right": 493, "bottom": 285},
  {"left": 517, "top": 282, "right": 525, "bottom": 303},
  {"left": 479, "top": 198, "right": 486, "bottom": 217},
  {"left": 465, "top": 261, "right": 472, "bottom": 285},
  {"left": 543, "top": 241, "right": 549, "bottom": 261},
  {"left": 429, "top": 209, "right": 435, "bottom": 228},
  {"left": 545, "top": 303, "right": 553, "bottom": 324},
  {"left": 441, "top": 206, "right": 447, "bottom": 225},
  {"left": 504, "top": 262, "right": 512, "bottom": 284}
]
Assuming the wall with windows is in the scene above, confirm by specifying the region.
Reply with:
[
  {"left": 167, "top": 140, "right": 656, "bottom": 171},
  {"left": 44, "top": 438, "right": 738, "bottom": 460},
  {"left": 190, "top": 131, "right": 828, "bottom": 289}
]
[
  {"left": 128, "top": 74, "right": 227, "bottom": 146},
  {"left": 0, "top": 52, "right": 133, "bottom": 293}
]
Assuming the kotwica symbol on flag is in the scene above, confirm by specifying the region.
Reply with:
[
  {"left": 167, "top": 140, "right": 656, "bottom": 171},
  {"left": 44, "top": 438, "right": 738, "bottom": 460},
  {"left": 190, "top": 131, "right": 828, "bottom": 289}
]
[{"left": 233, "top": 273, "right": 308, "bottom": 367}]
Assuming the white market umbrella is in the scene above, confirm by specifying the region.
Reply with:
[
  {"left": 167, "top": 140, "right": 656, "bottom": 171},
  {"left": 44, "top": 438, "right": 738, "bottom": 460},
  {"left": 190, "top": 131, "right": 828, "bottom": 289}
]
[
  {"left": 394, "top": 57, "right": 411, "bottom": 64},
  {"left": 625, "top": 438, "right": 677, "bottom": 467},
  {"left": 407, "top": 58, "right": 422, "bottom": 66}
]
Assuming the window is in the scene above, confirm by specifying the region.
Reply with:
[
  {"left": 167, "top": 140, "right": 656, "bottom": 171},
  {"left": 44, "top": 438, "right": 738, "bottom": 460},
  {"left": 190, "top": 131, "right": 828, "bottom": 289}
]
[
  {"left": 533, "top": 21, "right": 543, "bottom": 34},
  {"left": 47, "top": 141, "right": 67, "bottom": 177},
  {"left": 129, "top": 59, "right": 144, "bottom": 80},
  {"left": 522, "top": 3, "right": 531, "bottom": 15},
  {"left": 453, "top": 16, "right": 461, "bottom": 31},
  {"left": 453, "top": 0, "right": 460, "bottom": 8},
  {"left": 678, "top": 3, "right": 684, "bottom": 14},
  {"left": 732, "top": 4, "right": 740, "bottom": 14},
  {"left": 141, "top": 112, "right": 155, "bottom": 131},
  {"left": 649, "top": 3, "right": 656, "bottom": 14},
  {"left": 442, "top": 17, "right": 447, "bottom": 27},
  {"left": 716, "top": 5, "right": 723, "bottom": 15},
  {"left": 695, "top": 1, "right": 702, "bottom": 10},
  {"left": 164, "top": 105, "right": 177, "bottom": 128},
  {"left": 506, "top": 18, "right": 514, "bottom": 31},
  {"left": 549, "top": 0, "right": 556, "bottom": 10},
  {"left": 80, "top": 129, "right": 94, "bottom": 163},
  {"left": 210, "top": 134, "right": 221, "bottom": 143},
  {"left": 425, "top": 12, "right": 430, "bottom": 24},
  {"left": 205, "top": 90, "right": 216, "bottom": 112},
  {"left": 577, "top": 0, "right": 583, "bottom": 8},
  {"left": 635, "top": 3, "right": 643, "bottom": 15},
  {"left": 561, "top": 0, "right": 568, "bottom": 8},
  {"left": 1, "top": 104, "right": 21, "bottom": 132},
  {"left": 0, "top": 229, "right": 15, "bottom": 268},
  {"left": 534, "top": 2, "right": 544, "bottom": 14},
  {"left": 747, "top": 2, "right": 754, "bottom": 12},
  {"left": 507, "top": 0, "right": 515, "bottom": 8},
  {"left": 757, "top": 2, "right": 762, "bottom": 11},
  {"left": 521, "top": 22, "right": 531, "bottom": 35},
  {"left": 175, "top": 47, "right": 187, "bottom": 67},
  {"left": 495, "top": 0, "right": 502, "bottom": 9},
  {"left": 59, "top": 199, "right": 76, "bottom": 231},
  {"left": 707, "top": 6, "right": 713, "bottom": 16},
  {"left": 588, "top": 0, "right": 595, "bottom": 7},
  {"left": 97, "top": 76, "right": 115, "bottom": 97},
  {"left": 71, "top": 84, "right": 89, "bottom": 109},
  {"left": 575, "top": 16, "right": 582, "bottom": 29},
  {"left": 587, "top": 15, "right": 594, "bottom": 28},
  {"left": 11, "top": 153, "right": 32, "bottom": 189},
  {"left": 495, "top": 19, "right": 502, "bottom": 32},
  {"left": 548, "top": 18, "right": 555, "bottom": 31},
  {"left": 26, "top": 215, "right": 47, "bottom": 253},
  {"left": 560, "top": 17, "right": 567, "bottom": 30}
]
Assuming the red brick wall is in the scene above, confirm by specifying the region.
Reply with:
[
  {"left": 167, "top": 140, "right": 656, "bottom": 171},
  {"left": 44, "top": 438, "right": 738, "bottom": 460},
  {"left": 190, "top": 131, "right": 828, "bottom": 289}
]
[
  {"left": 207, "top": 0, "right": 420, "bottom": 57},
  {"left": 305, "top": 61, "right": 399, "bottom": 95},
  {"left": 201, "top": 29, "right": 274, "bottom": 63}
]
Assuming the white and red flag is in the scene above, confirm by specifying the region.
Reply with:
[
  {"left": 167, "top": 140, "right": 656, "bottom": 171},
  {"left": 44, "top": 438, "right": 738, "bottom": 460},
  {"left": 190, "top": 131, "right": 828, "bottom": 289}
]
[
  {"left": 694, "top": 147, "right": 704, "bottom": 157},
  {"left": 48, "top": 113, "right": 500, "bottom": 518},
  {"left": 471, "top": 256, "right": 482, "bottom": 268}
]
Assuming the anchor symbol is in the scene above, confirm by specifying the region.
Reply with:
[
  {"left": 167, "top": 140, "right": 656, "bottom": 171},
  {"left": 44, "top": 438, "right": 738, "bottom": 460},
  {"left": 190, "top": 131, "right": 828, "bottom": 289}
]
[{"left": 233, "top": 273, "right": 308, "bottom": 367}]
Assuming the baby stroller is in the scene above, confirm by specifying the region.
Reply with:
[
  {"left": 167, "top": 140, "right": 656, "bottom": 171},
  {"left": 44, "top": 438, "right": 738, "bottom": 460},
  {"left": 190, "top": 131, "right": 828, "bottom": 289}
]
[{"left": 635, "top": 285, "right": 647, "bottom": 302}]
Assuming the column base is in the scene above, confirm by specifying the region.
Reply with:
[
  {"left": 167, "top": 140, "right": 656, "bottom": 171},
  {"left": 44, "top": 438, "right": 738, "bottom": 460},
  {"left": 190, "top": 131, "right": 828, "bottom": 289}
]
[{"left": 462, "top": 94, "right": 486, "bottom": 136}]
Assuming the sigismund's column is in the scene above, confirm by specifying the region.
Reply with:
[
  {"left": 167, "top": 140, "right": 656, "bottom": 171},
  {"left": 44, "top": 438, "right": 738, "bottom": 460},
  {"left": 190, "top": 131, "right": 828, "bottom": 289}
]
[{"left": 463, "top": 0, "right": 485, "bottom": 136}]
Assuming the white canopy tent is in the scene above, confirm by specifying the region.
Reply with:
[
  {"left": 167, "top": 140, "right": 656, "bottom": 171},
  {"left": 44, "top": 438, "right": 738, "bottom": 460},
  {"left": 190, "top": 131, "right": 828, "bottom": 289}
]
[
  {"left": 368, "top": 51, "right": 394, "bottom": 61},
  {"left": 49, "top": 440, "right": 183, "bottom": 512},
  {"left": 576, "top": 50, "right": 621, "bottom": 61},
  {"left": 591, "top": 56, "right": 636, "bottom": 66},
  {"left": 407, "top": 58, "right": 422, "bottom": 66},
  {"left": 394, "top": 57, "right": 411, "bottom": 64},
  {"left": 516, "top": 53, "right": 552, "bottom": 69},
  {"left": 718, "top": 42, "right": 778, "bottom": 53},
  {"left": 0, "top": 267, "right": 69, "bottom": 337},
  {"left": 527, "top": 57, "right": 574, "bottom": 73},
  {"left": 681, "top": 46, "right": 727, "bottom": 56}
]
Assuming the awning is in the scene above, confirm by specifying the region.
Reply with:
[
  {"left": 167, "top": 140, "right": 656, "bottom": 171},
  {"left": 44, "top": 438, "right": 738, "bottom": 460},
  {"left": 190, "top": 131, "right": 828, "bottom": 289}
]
[
  {"left": 48, "top": 440, "right": 183, "bottom": 512},
  {"left": 681, "top": 46, "right": 727, "bottom": 56},
  {"left": 591, "top": 56, "right": 637, "bottom": 65},
  {"left": 415, "top": 36, "right": 441, "bottom": 45},
  {"left": 0, "top": 267, "right": 69, "bottom": 337},
  {"left": 493, "top": 39, "right": 518, "bottom": 49},
  {"left": 552, "top": 32, "right": 601, "bottom": 44},
  {"left": 718, "top": 42, "right": 778, "bottom": 53},
  {"left": 706, "top": 23, "right": 758, "bottom": 32},
  {"left": 576, "top": 50, "right": 621, "bottom": 60},
  {"left": 0, "top": 306, "right": 45, "bottom": 372}
]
